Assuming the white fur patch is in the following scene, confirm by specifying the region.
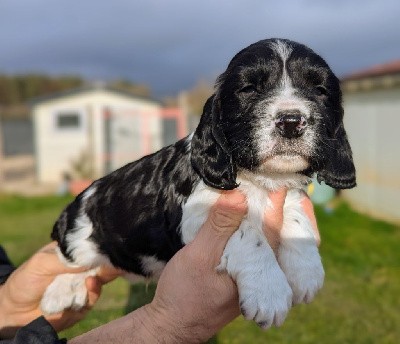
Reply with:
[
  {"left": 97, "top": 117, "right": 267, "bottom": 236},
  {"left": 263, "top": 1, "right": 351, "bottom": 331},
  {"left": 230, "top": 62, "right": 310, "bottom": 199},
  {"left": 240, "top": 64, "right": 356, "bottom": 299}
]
[
  {"left": 65, "top": 187, "right": 110, "bottom": 267},
  {"left": 256, "top": 40, "right": 315, "bottom": 170},
  {"left": 270, "top": 38, "right": 311, "bottom": 120},
  {"left": 270, "top": 40, "right": 295, "bottom": 102},
  {"left": 270, "top": 40, "right": 293, "bottom": 62},
  {"left": 140, "top": 255, "right": 166, "bottom": 279},
  {"left": 181, "top": 181, "right": 220, "bottom": 244},
  {"left": 41, "top": 268, "right": 98, "bottom": 315},
  {"left": 42, "top": 186, "right": 109, "bottom": 314},
  {"left": 262, "top": 155, "right": 309, "bottom": 174},
  {"left": 65, "top": 213, "right": 107, "bottom": 267},
  {"left": 241, "top": 170, "right": 310, "bottom": 191},
  {"left": 186, "top": 132, "right": 194, "bottom": 151}
]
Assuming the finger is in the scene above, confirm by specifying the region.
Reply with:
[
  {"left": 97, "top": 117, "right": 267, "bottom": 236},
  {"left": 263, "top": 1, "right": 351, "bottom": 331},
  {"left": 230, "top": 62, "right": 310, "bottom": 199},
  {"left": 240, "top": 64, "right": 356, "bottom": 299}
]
[
  {"left": 209, "top": 190, "right": 248, "bottom": 234},
  {"left": 37, "top": 241, "right": 59, "bottom": 252},
  {"left": 47, "top": 310, "right": 87, "bottom": 332},
  {"left": 300, "top": 192, "right": 320, "bottom": 246},
  {"left": 267, "top": 189, "right": 288, "bottom": 210},
  {"left": 194, "top": 190, "right": 247, "bottom": 257},
  {"left": 263, "top": 189, "right": 287, "bottom": 253},
  {"left": 96, "top": 265, "right": 124, "bottom": 284},
  {"left": 85, "top": 276, "right": 102, "bottom": 308}
]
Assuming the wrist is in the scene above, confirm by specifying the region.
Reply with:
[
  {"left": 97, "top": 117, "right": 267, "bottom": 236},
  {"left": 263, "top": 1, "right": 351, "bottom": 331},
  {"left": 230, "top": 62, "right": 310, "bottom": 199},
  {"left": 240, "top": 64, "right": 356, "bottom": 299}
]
[
  {"left": 70, "top": 303, "right": 195, "bottom": 344},
  {"left": 0, "top": 285, "right": 14, "bottom": 339},
  {"left": 138, "top": 304, "right": 188, "bottom": 343},
  {"left": 141, "top": 301, "right": 211, "bottom": 344}
]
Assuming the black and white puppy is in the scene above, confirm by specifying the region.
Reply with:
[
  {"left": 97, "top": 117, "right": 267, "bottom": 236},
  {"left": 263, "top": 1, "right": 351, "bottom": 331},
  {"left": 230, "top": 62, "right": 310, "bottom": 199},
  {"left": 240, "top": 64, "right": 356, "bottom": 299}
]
[{"left": 41, "top": 38, "right": 356, "bottom": 329}]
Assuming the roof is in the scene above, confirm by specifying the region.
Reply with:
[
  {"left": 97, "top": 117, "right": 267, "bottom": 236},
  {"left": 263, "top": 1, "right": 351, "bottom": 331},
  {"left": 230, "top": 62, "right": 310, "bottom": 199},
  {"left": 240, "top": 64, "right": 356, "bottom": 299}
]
[
  {"left": 342, "top": 60, "right": 400, "bottom": 81},
  {"left": 341, "top": 59, "right": 400, "bottom": 92},
  {"left": 29, "top": 84, "right": 160, "bottom": 106}
]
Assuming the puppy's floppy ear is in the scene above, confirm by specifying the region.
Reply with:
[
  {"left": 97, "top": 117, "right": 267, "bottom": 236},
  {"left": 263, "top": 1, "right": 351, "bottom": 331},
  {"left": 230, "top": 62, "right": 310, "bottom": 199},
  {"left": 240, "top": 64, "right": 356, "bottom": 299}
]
[
  {"left": 191, "top": 95, "right": 238, "bottom": 190},
  {"left": 317, "top": 122, "right": 356, "bottom": 189}
]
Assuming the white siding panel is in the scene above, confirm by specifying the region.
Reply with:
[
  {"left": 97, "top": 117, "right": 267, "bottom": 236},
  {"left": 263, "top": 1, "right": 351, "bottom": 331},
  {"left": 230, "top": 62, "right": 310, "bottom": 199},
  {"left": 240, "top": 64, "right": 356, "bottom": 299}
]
[{"left": 342, "top": 88, "right": 400, "bottom": 223}]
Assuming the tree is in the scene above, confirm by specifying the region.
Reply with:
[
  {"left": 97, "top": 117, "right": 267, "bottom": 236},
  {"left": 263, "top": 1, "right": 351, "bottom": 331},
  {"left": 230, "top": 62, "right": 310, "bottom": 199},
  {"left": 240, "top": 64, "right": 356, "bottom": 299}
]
[{"left": 185, "top": 79, "right": 214, "bottom": 116}]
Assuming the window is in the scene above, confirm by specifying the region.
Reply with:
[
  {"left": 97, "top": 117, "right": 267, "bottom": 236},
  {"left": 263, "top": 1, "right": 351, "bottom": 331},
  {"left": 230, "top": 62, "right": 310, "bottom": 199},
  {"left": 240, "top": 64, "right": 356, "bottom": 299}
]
[{"left": 56, "top": 113, "right": 81, "bottom": 129}]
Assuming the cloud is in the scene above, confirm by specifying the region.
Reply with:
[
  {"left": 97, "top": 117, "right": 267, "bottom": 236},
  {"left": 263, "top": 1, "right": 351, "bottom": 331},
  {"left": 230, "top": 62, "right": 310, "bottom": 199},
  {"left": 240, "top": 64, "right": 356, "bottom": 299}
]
[{"left": 1, "top": 0, "right": 399, "bottom": 96}]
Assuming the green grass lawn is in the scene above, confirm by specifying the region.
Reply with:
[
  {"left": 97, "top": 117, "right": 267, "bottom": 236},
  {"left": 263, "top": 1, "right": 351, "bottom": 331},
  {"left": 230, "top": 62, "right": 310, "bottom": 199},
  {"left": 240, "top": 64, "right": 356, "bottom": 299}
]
[{"left": 0, "top": 194, "right": 399, "bottom": 343}]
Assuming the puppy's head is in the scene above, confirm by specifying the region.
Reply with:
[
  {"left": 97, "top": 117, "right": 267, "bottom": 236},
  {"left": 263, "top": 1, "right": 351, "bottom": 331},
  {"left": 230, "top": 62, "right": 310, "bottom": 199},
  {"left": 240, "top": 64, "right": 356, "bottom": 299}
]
[{"left": 191, "top": 38, "right": 356, "bottom": 190}]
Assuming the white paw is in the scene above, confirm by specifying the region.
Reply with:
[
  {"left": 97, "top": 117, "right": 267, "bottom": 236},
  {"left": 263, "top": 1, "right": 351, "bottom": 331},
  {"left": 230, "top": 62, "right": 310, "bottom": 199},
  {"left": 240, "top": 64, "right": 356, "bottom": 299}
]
[
  {"left": 237, "top": 265, "right": 293, "bottom": 329},
  {"left": 279, "top": 238, "right": 324, "bottom": 305},
  {"left": 280, "top": 190, "right": 325, "bottom": 305},
  {"left": 279, "top": 247, "right": 324, "bottom": 305},
  {"left": 220, "top": 224, "right": 293, "bottom": 329},
  {"left": 41, "top": 270, "right": 96, "bottom": 315}
]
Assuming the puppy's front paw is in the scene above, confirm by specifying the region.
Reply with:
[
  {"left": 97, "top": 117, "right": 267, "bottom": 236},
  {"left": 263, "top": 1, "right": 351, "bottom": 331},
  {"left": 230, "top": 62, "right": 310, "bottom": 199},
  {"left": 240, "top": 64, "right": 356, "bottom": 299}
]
[
  {"left": 237, "top": 265, "right": 293, "bottom": 329},
  {"left": 279, "top": 240, "right": 324, "bottom": 305},
  {"left": 41, "top": 270, "right": 95, "bottom": 314}
]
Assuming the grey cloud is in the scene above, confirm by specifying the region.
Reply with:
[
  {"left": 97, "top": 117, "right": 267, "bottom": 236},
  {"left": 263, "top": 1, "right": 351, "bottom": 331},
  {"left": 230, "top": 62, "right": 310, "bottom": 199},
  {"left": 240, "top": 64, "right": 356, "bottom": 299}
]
[{"left": 1, "top": 0, "right": 399, "bottom": 96}]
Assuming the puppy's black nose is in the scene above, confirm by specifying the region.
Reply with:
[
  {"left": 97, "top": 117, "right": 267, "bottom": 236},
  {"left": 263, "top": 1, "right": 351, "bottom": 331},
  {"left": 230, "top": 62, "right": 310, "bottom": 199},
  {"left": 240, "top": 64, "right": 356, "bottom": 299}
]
[{"left": 275, "top": 112, "right": 307, "bottom": 139}]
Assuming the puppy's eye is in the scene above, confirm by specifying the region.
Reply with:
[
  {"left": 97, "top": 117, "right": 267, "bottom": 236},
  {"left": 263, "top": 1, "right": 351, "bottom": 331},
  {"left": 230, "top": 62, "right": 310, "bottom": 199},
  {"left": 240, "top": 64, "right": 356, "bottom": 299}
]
[
  {"left": 315, "top": 85, "right": 328, "bottom": 96},
  {"left": 239, "top": 85, "right": 257, "bottom": 94}
]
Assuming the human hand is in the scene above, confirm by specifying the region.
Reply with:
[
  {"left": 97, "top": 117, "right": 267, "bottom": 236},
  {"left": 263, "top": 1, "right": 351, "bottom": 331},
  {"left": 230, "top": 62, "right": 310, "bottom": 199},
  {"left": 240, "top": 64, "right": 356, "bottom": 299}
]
[
  {"left": 0, "top": 242, "right": 122, "bottom": 339},
  {"left": 144, "top": 190, "right": 248, "bottom": 342},
  {"left": 144, "top": 189, "right": 319, "bottom": 342}
]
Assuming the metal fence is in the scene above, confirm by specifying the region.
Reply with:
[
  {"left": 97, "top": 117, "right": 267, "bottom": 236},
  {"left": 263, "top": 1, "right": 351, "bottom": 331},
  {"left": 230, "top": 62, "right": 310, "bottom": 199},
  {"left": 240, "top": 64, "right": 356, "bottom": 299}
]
[{"left": 1, "top": 118, "right": 34, "bottom": 156}]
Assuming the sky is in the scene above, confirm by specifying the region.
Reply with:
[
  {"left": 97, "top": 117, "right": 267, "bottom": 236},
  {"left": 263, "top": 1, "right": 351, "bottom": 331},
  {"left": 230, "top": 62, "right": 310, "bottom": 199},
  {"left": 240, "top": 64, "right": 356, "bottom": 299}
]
[{"left": 1, "top": 0, "right": 400, "bottom": 97}]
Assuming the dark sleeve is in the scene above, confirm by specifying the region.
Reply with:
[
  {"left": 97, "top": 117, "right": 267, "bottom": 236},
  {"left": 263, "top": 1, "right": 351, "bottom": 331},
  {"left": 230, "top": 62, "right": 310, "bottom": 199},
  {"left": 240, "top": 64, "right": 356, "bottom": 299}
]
[
  {"left": 0, "top": 317, "right": 67, "bottom": 344},
  {"left": 0, "top": 246, "right": 15, "bottom": 285}
]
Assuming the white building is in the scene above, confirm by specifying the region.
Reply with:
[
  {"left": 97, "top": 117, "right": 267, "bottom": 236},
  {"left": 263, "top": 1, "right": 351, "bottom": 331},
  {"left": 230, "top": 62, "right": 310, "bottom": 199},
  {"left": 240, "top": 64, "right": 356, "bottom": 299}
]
[
  {"left": 341, "top": 60, "right": 400, "bottom": 224},
  {"left": 32, "top": 85, "right": 187, "bottom": 184}
]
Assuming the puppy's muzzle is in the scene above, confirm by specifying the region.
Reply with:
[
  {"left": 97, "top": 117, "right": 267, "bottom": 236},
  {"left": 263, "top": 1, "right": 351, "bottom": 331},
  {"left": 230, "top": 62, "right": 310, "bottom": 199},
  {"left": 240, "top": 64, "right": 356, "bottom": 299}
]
[{"left": 275, "top": 111, "right": 307, "bottom": 139}]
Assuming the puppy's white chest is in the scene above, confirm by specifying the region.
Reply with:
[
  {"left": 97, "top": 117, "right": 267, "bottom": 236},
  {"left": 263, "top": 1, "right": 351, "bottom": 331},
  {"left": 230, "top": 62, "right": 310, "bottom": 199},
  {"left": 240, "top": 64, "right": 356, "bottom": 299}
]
[
  {"left": 180, "top": 178, "right": 272, "bottom": 244},
  {"left": 236, "top": 179, "right": 274, "bottom": 230}
]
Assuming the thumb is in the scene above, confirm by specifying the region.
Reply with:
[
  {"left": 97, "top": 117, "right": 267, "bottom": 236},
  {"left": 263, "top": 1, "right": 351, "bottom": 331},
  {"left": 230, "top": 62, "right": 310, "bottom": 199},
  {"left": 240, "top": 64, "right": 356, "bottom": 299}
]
[
  {"left": 33, "top": 242, "right": 88, "bottom": 275},
  {"left": 263, "top": 189, "right": 287, "bottom": 253},
  {"left": 194, "top": 190, "right": 247, "bottom": 257},
  {"left": 300, "top": 191, "right": 320, "bottom": 246}
]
